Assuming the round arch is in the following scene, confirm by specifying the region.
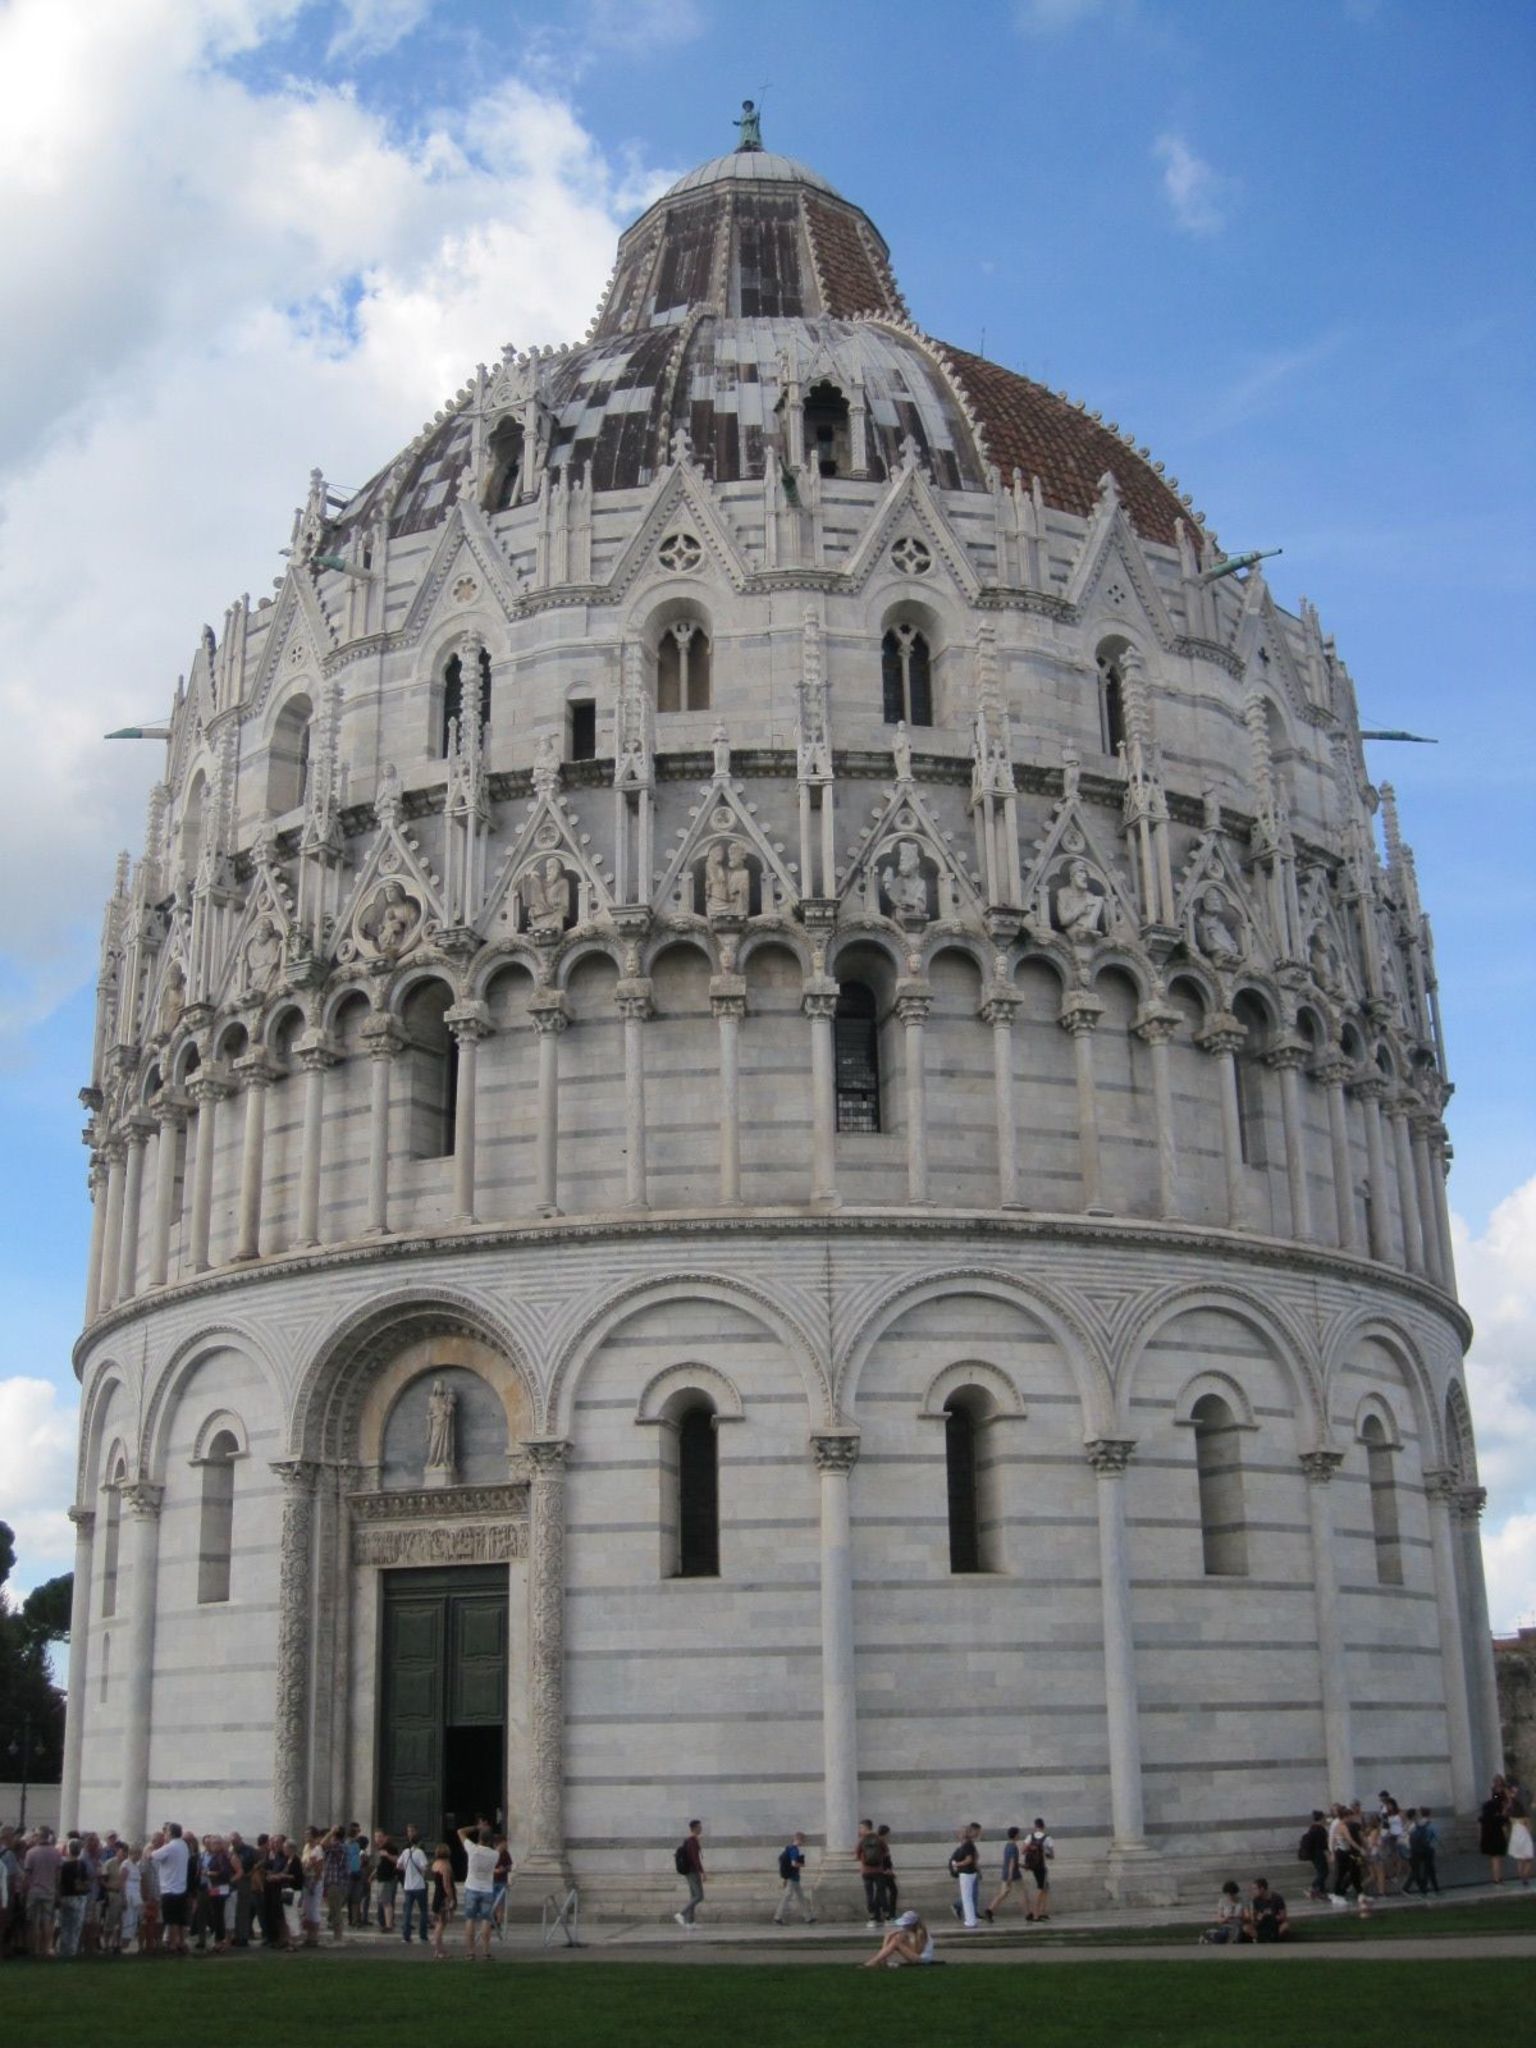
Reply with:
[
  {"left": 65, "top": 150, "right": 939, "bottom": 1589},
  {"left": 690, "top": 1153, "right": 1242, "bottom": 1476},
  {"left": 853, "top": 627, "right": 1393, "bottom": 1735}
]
[
  {"left": 1116, "top": 1282, "right": 1325, "bottom": 1446},
  {"left": 141, "top": 1325, "right": 283, "bottom": 1483},
  {"left": 75, "top": 1362, "right": 131, "bottom": 1500},
  {"left": 1321, "top": 1310, "right": 1442, "bottom": 1469}
]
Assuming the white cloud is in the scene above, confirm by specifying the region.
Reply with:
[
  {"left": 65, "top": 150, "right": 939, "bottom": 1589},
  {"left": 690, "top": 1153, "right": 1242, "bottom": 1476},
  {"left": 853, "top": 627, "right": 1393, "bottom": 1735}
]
[
  {"left": 0, "top": 1377, "right": 79, "bottom": 1598},
  {"left": 1455, "top": 1175, "right": 1536, "bottom": 1631},
  {"left": 327, "top": 0, "right": 434, "bottom": 59},
  {"left": 581, "top": 0, "right": 704, "bottom": 51},
  {"left": 1153, "top": 130, "right": 1237, "bottom": 236},
  {"left": 0, "top": 0, "right": 664, "bottom": 1050}
]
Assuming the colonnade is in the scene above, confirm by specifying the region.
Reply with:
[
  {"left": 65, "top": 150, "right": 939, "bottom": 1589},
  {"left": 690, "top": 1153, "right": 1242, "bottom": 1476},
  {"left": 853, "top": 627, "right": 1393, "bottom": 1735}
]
[{"left": 84, "top": 970, "right": 1457, "bottom": 1321}]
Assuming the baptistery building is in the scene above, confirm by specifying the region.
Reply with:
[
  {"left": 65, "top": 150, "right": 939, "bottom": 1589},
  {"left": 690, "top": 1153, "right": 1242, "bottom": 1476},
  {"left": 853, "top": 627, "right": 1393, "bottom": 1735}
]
[{"left": 65, "top": 124, "right": 1500, "bottom": 1906}]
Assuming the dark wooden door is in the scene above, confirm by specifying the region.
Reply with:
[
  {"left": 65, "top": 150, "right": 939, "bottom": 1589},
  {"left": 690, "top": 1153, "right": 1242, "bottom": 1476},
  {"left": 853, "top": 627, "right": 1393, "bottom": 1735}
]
[{"left": 378, "top": 1566, "right": 507, "bottom": 1843}]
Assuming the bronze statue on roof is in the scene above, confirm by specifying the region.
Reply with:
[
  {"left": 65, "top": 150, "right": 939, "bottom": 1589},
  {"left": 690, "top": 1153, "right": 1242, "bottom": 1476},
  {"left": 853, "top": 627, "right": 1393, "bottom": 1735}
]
[{"left": 734, "top": 99, "right": 763, "bottom": 152}]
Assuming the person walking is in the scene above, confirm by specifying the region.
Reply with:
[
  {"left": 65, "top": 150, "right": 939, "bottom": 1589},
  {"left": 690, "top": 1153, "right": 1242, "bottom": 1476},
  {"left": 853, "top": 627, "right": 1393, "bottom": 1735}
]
[
  {"left": 674, "top": 1819, "right": 705, "bottom": 1927},
  {"left": 398, "top": 1828, "right": 430, "bottom": 1944},
  {"left": 429, "top": 1842, "right": 456, "bottom": 1959},
  {"left": 857, "top": 1820, "right": 886, "bottom": 1929},
  {"left": 986, "top": 1826, "right": 1023, "bottom": 1921},
  {"left": 948, "top": 1823, "right": 982, "bottom": 1929},
  {"left": 1479, "top": 1778, "right": 1511, "bottom": 1885},
  {"left": 1023, "top": 1818, "right": 1055, "bottom": 1921},
  {"left": 875, "top": 1825, "right": 899, "bottom": 1923},
  {"left": 772, "top": 1831, "right": 815, "bottom": 1925}
]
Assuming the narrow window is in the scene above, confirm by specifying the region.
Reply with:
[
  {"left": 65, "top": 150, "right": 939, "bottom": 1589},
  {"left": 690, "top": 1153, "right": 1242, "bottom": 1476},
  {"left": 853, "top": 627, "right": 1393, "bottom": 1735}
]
[
  {"left": 944, "top": 1397, "right": 982, "bottom": 1573},
  {"left": 100, "top": 1468, "right": 124, "bottom": 1619},
  {"left": 440, "top": 654, "right": 463, "bottom": 758},
  {"left": 485, "top": 418, "right": 525, "bottom": 512},
  {"left": 1097, "top": 653, "right": 1125, "bottom": 757},
  {"left": 403, "top": 983, "right": 458, "bottom": 1159},
  {"left": 1236, "top": 1056, "right": 1267, "bottom": 1166},
  {"left": 99, "top": 1633, "right": 110, "bottom": 1704},
  {"left": 676, "top": 1405, "right": 719, "bottom": 1578},
  {"left": 197, "top": 1430, "right": 238, "bottom": 1605},
  {"left": 804, "top": 381, "right": 851, "bottom": 477},
  {"left": 1192, "top": 1393, "right": 1247, "bottom": 1577},
  {"left": 1362, "top": 1414, "right": 1403, "bottom": 1586},
  {"left": 834, "top": 982, "right": 881, "bottom": 1132},
  {"left": 881, "top": 626, "right": 932, "bottom": 727},
  {"left": 568, "top": 699, "right": 597, "bottom": 762},
  {"left": 657, "top": 623, "right": 711, "bottom": 713}
]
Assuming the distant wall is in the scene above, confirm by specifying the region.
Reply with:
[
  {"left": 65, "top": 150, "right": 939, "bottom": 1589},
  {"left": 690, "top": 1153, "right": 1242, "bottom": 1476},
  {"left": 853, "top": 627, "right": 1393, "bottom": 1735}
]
[
  {"left": 1494, "top": 1630, "right": 1536, "bottom": 1790},
  {"left": 0, "top": 1782, "right": 60, "bottom": 1834}
]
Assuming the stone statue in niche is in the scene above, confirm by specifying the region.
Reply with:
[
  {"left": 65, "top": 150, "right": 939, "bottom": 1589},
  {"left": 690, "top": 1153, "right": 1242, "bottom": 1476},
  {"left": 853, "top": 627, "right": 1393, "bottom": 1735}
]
[
  {"left": 705, "top": 839, "right": 752, "bottom": 917},
  {"left": 1193, "top": 886, "right": 1244, "bottom": 970},
  {"left": 880, "top": 838, "right": 929, "bottom": 922},
  {"left": 521, "top": 857, "right": 569, "bottom": 935},
  {"left": 157, "top": 963, "right": 186, "bottom": 1038},
  {"left": 424, "top": 1376, "right": 457, "bottom": 1486},
  {"left": 892, "top": 720, "right": 913, "bottom": 784},
  {"left": 1053, "top": 858, "right": 1107, "bottom": 942},
  {"left": 240, "top": 913, "right": 284, "bottom": 996},
  {"left": 369, "top": 880, "right": 422, "bottom": 960},
  {"left": 1309, "top": 923, "right": 1346, "bottom": 1000}
]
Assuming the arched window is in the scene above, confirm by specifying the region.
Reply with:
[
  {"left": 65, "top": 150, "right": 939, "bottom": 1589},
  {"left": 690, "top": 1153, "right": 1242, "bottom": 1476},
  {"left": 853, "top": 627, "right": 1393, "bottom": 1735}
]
[
  {"left": 179, "top": 773, "right": 206, "bottom": 883},
  {"left": 1192, "top": 1392, "right": 1247, "bottom": 1576},
  {"left": 943, "top": 1389, "right": 1001, "bottom": 1573},
  {"left": 485, "top": 417, "right": 525, "bottom": 512},
  {"left": 1361, "top": 1413, "right": 1403, "bottom": 1586},
  {"left": 834, "top": 982, "right": 881, "bottom": 1132},
  {"left": 656, "top": 622, "right": 711, "bottom": 713},
  {"left": 674, "top": 1402, "right": 720, "bottom": 1578},
  {"left": 268, "top": 694, "right": 313, "bottom": 814},
  {"left": 1096, "top": 650, "right": 1126, "bottom": 757},
  {"left": 804, "top": 381, "right": 851, "bottom": 477},
  {"left": 882, "top": 625, "right": 933, "bottom": 727},
  {"left": 100, "top": 1461, "right": 125, "bottom": 1619},
  {"left": 439, "top": 647, "right": 494, "bottom": 758},
  {"left": 197, "top": 1430, "right": 238, "bottom": 1605},
  {"left": 568, "top": 698, "right": 597, "bottom": 762},
  {"left": 1232, "top": 994, "right": 1271, "bottom": 1168},
  {"left": 402, "top": 981, "right": 458, "bottom": 1159}
]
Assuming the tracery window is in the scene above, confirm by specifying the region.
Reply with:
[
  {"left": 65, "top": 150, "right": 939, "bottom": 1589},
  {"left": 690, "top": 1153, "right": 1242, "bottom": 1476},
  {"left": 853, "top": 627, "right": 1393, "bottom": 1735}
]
[
  {"left": 197, "top": 1430, "right": 238, "bottom": 1606},
  {"left": 439, "top": 647, "right": 494, "bottom": 758},
  {"left": 656, "top": 621, "right": 711, "bottom": 713},
  {"left": 834, "top": 982, "right": 881, "bottom": 1132},
  {"left": 1192, "top": 1392, "right": 1248, "bottom": 1577},
  {"left": 485, "top": 418, "right": 525, "bottom": 512},
  {"left": 1096, "top": 651, "right": 1126, "bottom": 757},
  {"left": 804, "top": 381, "right": 852, "bottom": 477},
  {"left": 881, "top": 625, "right": 932, "bottom": 727}
]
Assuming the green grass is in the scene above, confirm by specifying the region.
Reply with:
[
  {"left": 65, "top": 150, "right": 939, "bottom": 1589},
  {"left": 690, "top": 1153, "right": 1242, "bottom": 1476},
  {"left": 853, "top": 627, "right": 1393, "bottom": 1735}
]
[
  {"left": 1013, "top": 1893, "right": 1536, "bottom": 1946},
  {"left": 3, "top": 1957, "right": 1534, "bottom": 2048}
]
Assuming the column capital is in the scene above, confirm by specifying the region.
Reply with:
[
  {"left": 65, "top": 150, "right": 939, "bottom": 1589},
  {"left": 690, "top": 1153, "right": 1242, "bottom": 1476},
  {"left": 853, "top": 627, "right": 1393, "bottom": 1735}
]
[
  {"left": 149, "top": 1090, "right": 190, "bottom": 1130},
  {"left": 615, "top": 977, "right": 654, "bottom": 1021},
  {"left": 1310, "top": 1052, "right": 1352, "bottom": 1088},
  {"left": 1058, "top": 989, "right": 1105, "bottom": 1037},
  {"left": 811, "top": 1431, "right": 861, "bottom": 1475},
  {"left": 1195, "top": 1011, "right": 1245, "bottom": 1058},
  {"left": 978, "top": 991, "right": 1019, "bottom": 1029},
  {"left": 295, "top": 1030, "right": 340, "bottom": 1072},
  {"left": 270, "top": 1457, "right": 323, "bottom": 1494},
  {"left": 1347, "top": 1069, "right": 1388, "bottom": 1103},
  {"left": 1085, "top": 1437, "right": 1136, "bottom": 1475},
  {"left": 522, "top": 1437, "right": 571, "bottom": 1474},
  {"left": 188, "top": 1068, "right": 233, "bottom": 1105},
  {"left": 445, "top": 1000, "right": 492, "bottom": 1042},
  {"left": 1131, "top": 999, "right": 1181, "bottom": 1046},
  {"left": 120, "top": 1481, "right": 164, "bottom": 1519},
  {"left": 1422, "top": 1465, "right": 1462, "bottom": 1506},
  {"left": 1264, "top": 1037, "right": 1311, "bottom": 1073},
  {"left": 1300, "top": 1448, "right": 1345, "bottom": 1484},
  {"left": 1454, "top": 1484, "right": 1488, "bottom": 1524},
  {"left": 801, "top": 975, "right": 839, "bottom": 1021},
  {"left": 233, "top": 1050, "right": 280, "bottom": 1090},
  {"left": 709, "top": 974, "right": 747, "bottom": 1019},
  {"left": 360, "top": 1013, "right": 407, "bottom": 1059},
  {"left": 99, "top": 1133, "right": 128, "bottom": 1165},
  {"left": 67, "top": 1505, "right": 96, "bottom": 1534},
  {"left": 529, "top": 991, "right": 570, "bottom": 1035},
  {"left": 123, "top": 1110, "right": 156, "bottom": 1146},
  {"left": 894, "top": 977, "right": 932, "bottom": 1025}
]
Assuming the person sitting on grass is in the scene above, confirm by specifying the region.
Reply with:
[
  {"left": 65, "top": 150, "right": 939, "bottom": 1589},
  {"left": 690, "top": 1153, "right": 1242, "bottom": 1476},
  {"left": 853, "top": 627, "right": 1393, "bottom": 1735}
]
[
  {"left": 862, "top": 1908, "right": 935, "bottom": 1968},
  {"left": 1242, "top": 1877, "right": 1290, "bottom": 1942},
  {"left": 1199, "top": 1880, "right": 1243, "bottom": 1943}
]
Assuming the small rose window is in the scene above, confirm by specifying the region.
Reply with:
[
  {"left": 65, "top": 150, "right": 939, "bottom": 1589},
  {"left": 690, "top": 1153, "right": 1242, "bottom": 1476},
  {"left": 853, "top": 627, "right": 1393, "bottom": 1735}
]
[
  {"left": 658, "top": 532, "right": 703, "bottom": 572},
  {"left": 891, "top": 535, "right": 932, "bottom": 576}
]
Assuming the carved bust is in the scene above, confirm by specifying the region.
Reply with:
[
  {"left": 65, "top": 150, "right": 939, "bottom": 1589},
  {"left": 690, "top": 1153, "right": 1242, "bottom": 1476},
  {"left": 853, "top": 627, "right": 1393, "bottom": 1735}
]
[
  {"left": 880, "top": 838, "right": 929, "bottom": 921},
  {"left": 1054, "top": 858, "right": 1106, "bottom": 940},
  {"left": 522, "top": 857, "right": 569, "bottom": 935},
  {"left": 1194, "top": 886, "right": 1243, "bottom": 969}
]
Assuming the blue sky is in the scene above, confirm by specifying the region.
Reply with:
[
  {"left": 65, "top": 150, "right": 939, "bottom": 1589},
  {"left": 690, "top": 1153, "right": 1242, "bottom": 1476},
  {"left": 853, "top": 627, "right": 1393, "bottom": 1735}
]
[{"left": 0, "top": 0, "right": 1531, "bottom": 1619}]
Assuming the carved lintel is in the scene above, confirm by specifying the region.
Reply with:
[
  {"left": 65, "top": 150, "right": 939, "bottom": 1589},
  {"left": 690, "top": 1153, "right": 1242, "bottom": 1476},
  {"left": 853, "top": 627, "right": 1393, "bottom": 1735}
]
[
  {"left": 348, "top": 1483, "right": 529, "bottom": 1522},
  {"left": 353, "top": 1522, "right": 527, "bottom": 1567}
]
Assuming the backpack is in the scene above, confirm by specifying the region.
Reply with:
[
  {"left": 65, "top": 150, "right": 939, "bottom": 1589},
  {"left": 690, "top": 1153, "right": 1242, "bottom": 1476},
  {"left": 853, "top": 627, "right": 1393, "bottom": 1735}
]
[
  {"left": 1297, "top": 1831, "right": 1314, "bottom": 1862},
  {"left": 859, "top": 1835, "right": 885, "bottom": 1871},
  {"left": 777, "top": 1846, "right": 797, "bottom": 1881},
  {"left": 673, "top": 1842, "right": 692, "bottom": 1876}
]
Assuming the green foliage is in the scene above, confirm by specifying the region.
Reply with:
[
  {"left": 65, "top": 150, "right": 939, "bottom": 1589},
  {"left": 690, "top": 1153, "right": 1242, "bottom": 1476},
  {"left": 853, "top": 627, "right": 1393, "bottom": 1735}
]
[
  {"left": 0, "top": 1529, "right": 67, "bottom": 1784},
  {"left": 0, "top": 1520, "right": 15, "bottom": 1595},
  {"left": 21, "top": 1573, "right": 74, "bottom": 1645}
]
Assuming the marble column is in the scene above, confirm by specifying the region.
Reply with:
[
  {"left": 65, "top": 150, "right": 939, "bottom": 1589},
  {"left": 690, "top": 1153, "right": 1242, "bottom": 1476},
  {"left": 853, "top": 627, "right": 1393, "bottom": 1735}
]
[
  {"left": 616, "top": 979, "right": 652, "bottom": 1210},
  {"left": 1061, "top": 990, "right": 1107, "bottom": 1215},
  {"left": 271, "top": 1460, "right": 320, "bottom": 1843},
  {"left": 1388, "top": 1101, "right": 1425, "bottom": 1276},
  {"left": 1300, "top": 1451, "right": 1355, "bottom": 1801},
  {"left": 895, "top": 979, "right": 932, "bottom": 1204},
  {"left": 803, "top": 977, "right": 839, "bottom": 1206},
  {"left": 522, "top": 1438, "right": 570, "bottom": 1875},
  {"left": 97, "top": 1139, "right": 127, "bottom": 1314},
  {"left": 711, "top": 974, "right": 747, "bottom": 1206},
  {"left": 812, "top": 1433, "right": 861, "bottom": 1860},
  {"left": 1268, "top": 1042, "right": 1313, "bottom": 1242},
  {"left": 1197, "top": 1014, "right": 1248, "bottom": 1230},
  {"left": 187, "top": 1072, "right": 230, "bottom": 1273},
  {"left": 1352, "top": 1076, "right": 1394, "bottom": 1263},
  {"left": 1410, "top": 1115, "right": 1445, "bottom": 1289},
  {"left": 980, "top": 993, "right": 1020, "bottom": 1207},
  {"left": 116, "top": 1116, "right": 151, "bottom": 1304},
  {"left": 1427, "top": 1124, "right": 1457, "bottom": 1291},
  {"left": 1133, "top": 1001, "right": 1181, "bottom": 1221},
  {"left": 83, "top": 1157, "right": 109, "bottom": 1325},
  {"left": 446, "top": 1002, "right": 492, "bottom": 1224},
  {"left": 59, "top": 1506, "right": 95, "bottom": 1834},
  {"left": 1313, "top": 1055, "right": 1359, "bottom": 1253},
  {"left": 1424, "top": 1469, "right": 1477, "bottom": 1813},
  {"left": 232, "top": 1054, "right": 277, "bottom": 1262},
  {"left": 360, "top": 1016, "right": 403, "bottom": 1235},
  {"left": 1086, "top": 1440, "right": 1148, "bottom": 1853},
  {"left": 119, "top": 1481, "right": 164, "bottom": 1844},
  {"left": 294, "top": 1033, "right": 337, "bottom": 1248},
  {"left": 1454, "top": 1486, "right": 1506, "bottom": 1786},
  {"left": 147, "top": 1096, "right": 185, "bottom": 1287},
  {"left": 529, "top": 993, "right": 569, "bottom": 1218}
]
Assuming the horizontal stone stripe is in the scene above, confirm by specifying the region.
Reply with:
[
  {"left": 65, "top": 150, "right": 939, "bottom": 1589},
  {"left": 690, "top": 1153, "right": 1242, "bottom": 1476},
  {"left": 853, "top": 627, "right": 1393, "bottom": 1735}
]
[
  {"left": 567, "top": 1643, "right": 819, "bottom": 1660},
  {"left": 1128, "top": 1577, "right": 1314, "bottom": 1593},
  {"left": 1141, "top": 1756, "right": 1325, "bottom": 1775},
  {"left": 859, "top": 1703, "right": 1107, "bottom": 1720},
  {"left": 568, "top": 1519, "right": 815, "bottom": 1534},
  {"left": 567, "top": 1583, "right": 817, "bottom": 1597},
  {"left": 563, "top": 1772, "right": 821, "bottom": 1787},
  {"left": 568, "top": 1709, "right": 823, "bottom": 1725},
  {"left": 1336, "top": 1583, "right": 1436, "bottom": 1601},
  {"left": 858, "top": 1763, "right": 1106, "bottom": 1781}
]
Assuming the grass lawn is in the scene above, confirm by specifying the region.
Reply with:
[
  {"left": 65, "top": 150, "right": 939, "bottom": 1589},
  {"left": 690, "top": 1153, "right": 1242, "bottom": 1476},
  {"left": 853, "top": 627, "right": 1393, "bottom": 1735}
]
[
  {"left": 1023, "top": 1893, "right": 1536, "bottom": 1945},
  {"left": 4, "top": 1957, "right": 1534, "bottom": 2048}
]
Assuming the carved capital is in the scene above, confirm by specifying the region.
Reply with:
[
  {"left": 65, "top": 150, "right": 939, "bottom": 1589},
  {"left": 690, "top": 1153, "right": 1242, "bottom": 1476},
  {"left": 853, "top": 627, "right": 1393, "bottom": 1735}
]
[
  {"left": 1195, "top": 1012, "right": 1245, "bottom": 1059},
  {"left": 978, "top": 993, "right": 1019, "bottom": 1030},
  {"left": 1300, "top": 1449, "right": 1345, "bottom": 1485},
  {"left": 1085, "top": 1437, "right": 1136, "bottom": 1475},
  {"left": 295, "top": 1030, "right": 340, "bottom": 1073},
  {"left": 615, "top": 977, "right": 654, "bottom": 1022},
  {"left": 894, "top": 978, "right": 931, "bottom": 1027},
  {"left": 1310, "top": 1053, "right": 1352, "bottom": 1089},
  {"left": 1132, "top": 1000, "right": 1181, "bottom": 1047},
  {"left": 68, "top": 1506, "right": 96, "bottom": 1536},
  {"left": 1347, "top": 1069, "right": 1388, "bottom": 1103},
  {"left": 1058, "top": 991, "right": 1104, "bottom": 1037},
  {"left": 1264, "top": 1038, "right": 1311, "bottom": 1073},
  {"left": 120, "top": 1481, "right": 164, "bottom": 1519},
  {"left": 233, "top": 1051, "right": 280, "bottom": 1091},
  {"left": 149, "top": 1091, "right": 189, "bottom": 1131},
  {"left": 1454, "top": 1484, "right": 1488, "bottom": 1525},
  {"left": 360, "top": 1014, "right": 406, "bottom": 1060},
  {"left": 710, "top": 974, "right": 747, "bottom": 1020},
  {"left": 523, "top": 1437, "right": 571, "bottom": 1476},
  {"left": 123, "top": 1110, "right": 156, "bottom": 1147},
  {"left": 188, "top": 1068, "right": 233, "bottom": 1107},
  {"left": 529, "top": 992, "right": 570, "bottom": 1036},
  {"left": 1422, "top": 1466, "right": 1461, "bottom": 1506},
  {"left": 801, "top": 975, "right": 839, "bottom": 1022},
  {"left": 271, "top": 1458, "right": 322, "bottom": 1495},
  {"left": 444, "top": 1000, "right": 493, "bottom": 1043},
  {"left": 811, "top": 1431, "right": 861, "bottom": 1475}
]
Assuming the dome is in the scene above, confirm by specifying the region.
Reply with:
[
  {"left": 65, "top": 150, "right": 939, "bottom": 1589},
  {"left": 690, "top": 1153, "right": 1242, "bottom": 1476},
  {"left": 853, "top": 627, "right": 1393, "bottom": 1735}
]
[{"left": 342, "top": 133, "right": 1192, "bottom": 548}]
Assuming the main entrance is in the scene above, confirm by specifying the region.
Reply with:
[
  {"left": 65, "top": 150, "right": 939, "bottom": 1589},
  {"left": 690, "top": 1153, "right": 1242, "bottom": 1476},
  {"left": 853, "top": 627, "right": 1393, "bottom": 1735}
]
[{"left": 378, "top": 1566, "right": 508, "bottom": 1844}]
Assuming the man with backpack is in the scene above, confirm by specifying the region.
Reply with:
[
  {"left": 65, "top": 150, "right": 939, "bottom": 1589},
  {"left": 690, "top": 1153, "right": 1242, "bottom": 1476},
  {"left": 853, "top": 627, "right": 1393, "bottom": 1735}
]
[
  {"left": 1023, "top": 1818, "right": 1054, "bottom": 1921},
  {"left": 1403, "top": 1807, "right": 1440, "bottom": 1897},
  {"left": 856, "top": 1820, "right": 886, "bottom": 1928},
  {"left": 1298, "top": 1809, "right": 1329, "bottom": 1900},
  {"left": 772, "top": 1830, "right": 816, "bottom": 1925},
  {"left": 674, "top": 1819, "right": 705, "bottom": 1927},
  {"left": 397, "top": 1827, "right": 431, "bottom": 1944}
]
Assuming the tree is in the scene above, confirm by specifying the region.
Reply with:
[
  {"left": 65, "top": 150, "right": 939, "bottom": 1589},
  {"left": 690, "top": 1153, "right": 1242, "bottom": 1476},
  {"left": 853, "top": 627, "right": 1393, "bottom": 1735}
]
[
  {"left": 0, "top": 1523, "right": 68, "bottom": 1785},
  {"left": 22, "top": 1576, "right": 73, "bottom": 1647}
]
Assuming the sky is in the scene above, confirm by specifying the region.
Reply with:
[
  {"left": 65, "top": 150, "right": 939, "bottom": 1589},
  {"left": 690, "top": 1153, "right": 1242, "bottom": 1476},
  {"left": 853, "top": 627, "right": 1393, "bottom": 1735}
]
[{"left": 0, "top": 0, "right": 1532, "bottom": 1624}]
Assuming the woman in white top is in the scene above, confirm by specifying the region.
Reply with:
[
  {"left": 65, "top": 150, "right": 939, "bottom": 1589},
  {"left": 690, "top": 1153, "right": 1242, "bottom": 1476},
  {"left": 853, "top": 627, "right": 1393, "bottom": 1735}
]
[{"left": 862, "top": 1909, "right": 935, "bottom": 1967}]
